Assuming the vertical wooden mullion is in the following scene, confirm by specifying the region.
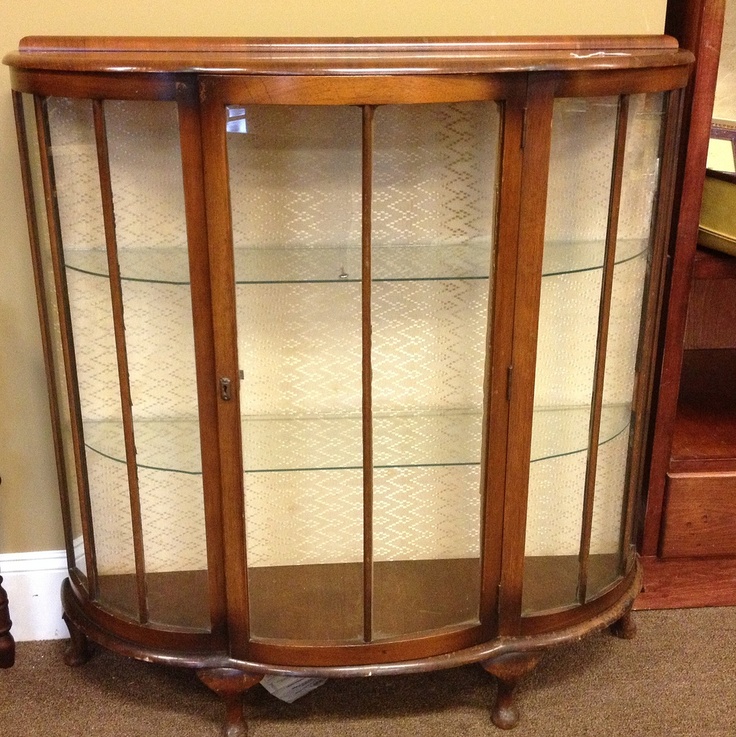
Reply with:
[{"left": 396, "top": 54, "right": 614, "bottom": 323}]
[
  {"left": 577, "top": 95, "right": 630, "bottom": 604},
  {"left": 361, "top": 104, "right": 375, "bottom": 644},
  {"left": 34, "top": 94, "right": 99, "bottom": 599},
  {"left": 12, "top": 91, "right": 76, "bottom": 571},
  {"left": 478, "top": 88, "right": 526, "bottom": 636},
  {"left": 198, "top": 79, "right": 250, "bottom": 651},
  {"left": 498, "top": 76, "right": 556, "bottom": 635},
  {"left": 92, "top": 99, "right": 148, "bottom": 623},
  {"left": 177, "top": 81, "right": 228, "bottom": 644},
  {"left": 620, "top": 89, "right": 685, "bottom": 565}
]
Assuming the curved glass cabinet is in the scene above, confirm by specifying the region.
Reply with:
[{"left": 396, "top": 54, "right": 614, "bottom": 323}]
[{"left": 5, "top": 36, "right": 692, "bottom": 734}]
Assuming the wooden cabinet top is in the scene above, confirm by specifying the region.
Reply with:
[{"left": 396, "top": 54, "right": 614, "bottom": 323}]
[{"left": 4, "top": 35, "right": 693, "bottom": 76}]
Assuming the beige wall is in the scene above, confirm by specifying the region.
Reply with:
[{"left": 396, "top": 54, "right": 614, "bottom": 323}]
[{"left": 0, "top": 0, "right": 667, "bottom": 554}]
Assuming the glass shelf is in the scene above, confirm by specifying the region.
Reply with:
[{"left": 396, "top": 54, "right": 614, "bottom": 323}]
[
  {"left": 542, "top": 238, "right": 647, "bottom": 276},
  {"left": 82, "top": 403, "right": 631, "bottom": 475},
  {"left": 63, "top": 239, "right": 648, "bottom": 285}
]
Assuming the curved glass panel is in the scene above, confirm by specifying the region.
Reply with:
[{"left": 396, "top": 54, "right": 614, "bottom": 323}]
[
  {"left": 46, "top": 97, "right": 210, "bottom": 630},
  {"left": 522, "top": 94, "right": 665, "bottom": 615},
  {"left": 589, "top": 92, "right": 666, "bottom": 601},
  {"left": 524, "top": 97, "right": 618, "bottom": 614}
]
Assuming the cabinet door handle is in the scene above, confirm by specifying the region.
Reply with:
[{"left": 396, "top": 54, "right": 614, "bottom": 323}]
[{"left": 219, "top": 377, "right": 232, "bottom": 401}]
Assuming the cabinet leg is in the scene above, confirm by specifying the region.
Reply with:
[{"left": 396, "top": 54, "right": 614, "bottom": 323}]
[
  {"left": 482, "top": 652, "right": 542, "bottom": 729},
  {"left": 198, "top": 668, "right": 263, "bottom": 737},
  {"left": 0, "top": 576, "right": 15, "bottom": 668},
  {"left": 610, "top": 607, "right": 637, "bottom": 640},
  {"left": 62, "top": 612, "right": 93, "bottom": 666}
]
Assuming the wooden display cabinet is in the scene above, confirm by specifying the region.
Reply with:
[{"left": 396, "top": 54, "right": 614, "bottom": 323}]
[{"left": 5, "top": 36, "right": 691, "bottom": 734}]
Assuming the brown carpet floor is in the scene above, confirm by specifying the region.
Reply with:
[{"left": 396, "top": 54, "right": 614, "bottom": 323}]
[{"left": 1, "top": 607, "right": 735, "bottom": 737}]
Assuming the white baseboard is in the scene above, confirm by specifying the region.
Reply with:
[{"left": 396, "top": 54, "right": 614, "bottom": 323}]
[{"left": 0, "top": 549, "right": 68, "bottom": 641}]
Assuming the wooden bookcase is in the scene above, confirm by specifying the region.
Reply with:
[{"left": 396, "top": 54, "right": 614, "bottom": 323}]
[{"left": 637, "top": 0, "right": 736, "bottom": 609}]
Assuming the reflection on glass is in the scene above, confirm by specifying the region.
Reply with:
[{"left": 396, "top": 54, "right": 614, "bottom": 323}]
[
  {"left": 371, "top": 102, "right": 500, "bottom": 638},
  {"left": 231, "top": 106, "right": 365, "bottom": 641},
  {"left": 23, "top": 94, "right": 87, "bottom": 581}
]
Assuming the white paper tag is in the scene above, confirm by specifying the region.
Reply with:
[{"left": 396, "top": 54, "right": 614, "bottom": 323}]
[{"left": 260, "top": 675, "right": 328, "bottom": 703}]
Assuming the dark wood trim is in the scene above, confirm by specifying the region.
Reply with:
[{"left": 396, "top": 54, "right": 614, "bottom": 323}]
[
  {"left": 176, "top": 80, "right": 228, "bottom": 645},
  {"left": 478, "top": 86, "right": 527, "bottom": 636},
  {"left": 520, "top": 561, "right": 640, "bottom": 636},
  {"left": 15, "top": 35, "right": 682, "bottom": 54},
  {"left": 4, "top": 36, "right": 692, "bottom": 78},
  {"left": 637, "top": 554, "right": 736, "bottom": 609},
  {"left": 361, "top": 104, "right": 375, "bottom": 643},
  {"left": 626, "top": 89, "right": 686, "bottom": 557},
  {"left": 200, "top": 73, "right": 519, "bottom": 106},
  {"left": 64, "top": 575, "right": 217, "bottom": 653},
  {"left": 498, "top": 75, "right": 556, "bottom": 635},
  {"left": 246, "top": 625, "right": 485, "bottom": 668},
  {"left": 8, "top": 69, "right": 180, "bottom": 100},
  {"left": 552, "top": 65, "right": 691, "bottom": 98},
  {"left": 61, "top": 562, "right": 641, "bottom": 676},
  {"left": 198, "top": 82, "right": 251, "bottom": 651},
  {"left": 0, "top": 576, "right": 14, "bottom": 668},
  {"left": 642, "top": 0, "right": 726, "bottom": 556}
]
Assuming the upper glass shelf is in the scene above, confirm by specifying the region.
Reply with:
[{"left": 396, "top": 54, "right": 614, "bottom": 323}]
[
  {"left": 82, "top": 403, "right": 631, "bottom": 476},
  {"left": 63, "top": 239, "right": 648, "bottom": 286}
]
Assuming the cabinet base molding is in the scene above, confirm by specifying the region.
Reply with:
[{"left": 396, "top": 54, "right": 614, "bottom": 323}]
[{"left": 59, "top": 564, "right": 641, "bottom": 732}]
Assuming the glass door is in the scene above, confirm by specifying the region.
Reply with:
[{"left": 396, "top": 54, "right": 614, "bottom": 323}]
[{"left": 215, "top": 87, "right": 504, "bottom": 646}]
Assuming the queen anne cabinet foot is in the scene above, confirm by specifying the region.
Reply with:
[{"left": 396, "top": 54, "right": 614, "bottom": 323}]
[
  {"left": 482, "top": 652, "right": 543, "bottom": 729},
  {"left": 62, "top": 613, "right": 93, "bottom": 666},
  {"left": 610, "top": 607, "right": 637, "bottom": 640},
  {"left": 198, "top": 668, "right": 263, "bottom": 737}
]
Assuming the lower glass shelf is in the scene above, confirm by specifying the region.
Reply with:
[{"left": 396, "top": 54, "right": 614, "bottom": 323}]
[
  {"left": 82, "top": 404, "right": 631, "bottom": 475},
  {"left": 92, "top": 553, "right": 621, "bottom": 637},
  {"left": 248, "top": 558, "right": 481, "bottom": 641}
]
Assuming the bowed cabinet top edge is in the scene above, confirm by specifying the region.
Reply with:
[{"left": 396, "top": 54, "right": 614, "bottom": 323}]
[{"left": 4, "top": 35, "right": 693, "bottom": 76}]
